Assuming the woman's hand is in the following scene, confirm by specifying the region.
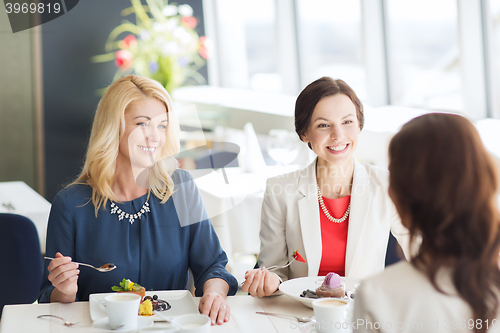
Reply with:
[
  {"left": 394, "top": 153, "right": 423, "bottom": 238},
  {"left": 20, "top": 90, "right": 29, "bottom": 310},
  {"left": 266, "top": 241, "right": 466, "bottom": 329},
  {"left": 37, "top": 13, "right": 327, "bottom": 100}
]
[
  {"left": 241, "top": 267, "right": 280, "bottom": 297},
  {"left": 47, "top": 252, "right": 79, "bottom": 303},
  {"left": 199, "top": 278, "right": 230, "bottom": 325}
]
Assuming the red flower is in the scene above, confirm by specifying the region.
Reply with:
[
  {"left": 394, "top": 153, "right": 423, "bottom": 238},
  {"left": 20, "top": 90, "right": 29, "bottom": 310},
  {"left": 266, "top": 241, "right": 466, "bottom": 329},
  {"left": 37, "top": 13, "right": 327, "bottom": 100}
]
[
  {"left": 121, "top": 35, "right": 137, "bottom": 48},
  {"left": 115, "top": 50, "right": 133, "bottom": 69},
  {"left": 198, "top": 36, "right": 210, "bottom": 59},
  {"left": 181, "top": 16, "right": 197, "bottom": 29}
]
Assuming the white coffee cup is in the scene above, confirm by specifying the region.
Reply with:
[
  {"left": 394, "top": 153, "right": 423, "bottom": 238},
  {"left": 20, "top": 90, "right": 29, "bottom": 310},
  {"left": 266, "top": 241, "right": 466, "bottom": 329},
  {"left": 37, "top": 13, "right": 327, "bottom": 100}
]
[
  {"left": 99, "top": 293, "right": 141, "bottom": 330},
  {"left": 171, "top": 313, "right": 210, "bottom": 333},
  {"left": 312, "top": 298, "right": 349, "bottom": 333}
]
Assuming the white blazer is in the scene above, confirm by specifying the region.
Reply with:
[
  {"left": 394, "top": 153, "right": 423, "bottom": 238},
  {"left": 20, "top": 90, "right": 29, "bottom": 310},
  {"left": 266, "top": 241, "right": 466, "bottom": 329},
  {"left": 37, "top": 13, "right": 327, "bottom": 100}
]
[
  {"left": 257, "top": 159, "right": 409, "bottom": 281},
  {"left": 352, "top": 261, "right": 498, "bottom": 333}
]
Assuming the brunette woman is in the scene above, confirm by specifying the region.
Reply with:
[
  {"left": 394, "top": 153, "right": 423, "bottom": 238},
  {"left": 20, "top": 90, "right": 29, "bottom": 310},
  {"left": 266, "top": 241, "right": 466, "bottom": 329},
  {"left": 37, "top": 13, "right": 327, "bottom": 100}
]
[
  {"left": 353, "top": 113, "right": 500, "bottom": 332},
  {"left": 242, "top": 77, "right": 410, "bottom": 297}
]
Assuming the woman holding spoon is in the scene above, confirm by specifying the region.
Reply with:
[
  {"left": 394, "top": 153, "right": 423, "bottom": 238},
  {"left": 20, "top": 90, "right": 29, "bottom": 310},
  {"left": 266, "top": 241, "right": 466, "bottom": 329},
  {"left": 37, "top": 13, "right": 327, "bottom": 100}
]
[
  {"left": 39, "top": 76, "right": 237, "bottom": 326},
  {"left": 242, "top": 77, "right": 410, "bottom": 297}
]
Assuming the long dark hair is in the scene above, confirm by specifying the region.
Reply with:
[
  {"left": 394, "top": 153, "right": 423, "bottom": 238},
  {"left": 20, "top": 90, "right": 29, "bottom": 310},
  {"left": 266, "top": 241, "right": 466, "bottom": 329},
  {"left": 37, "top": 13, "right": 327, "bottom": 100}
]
[
  {"left": 295, "top": 77, "right": 364, "bottom": 149},
  {"left": 388, "top": 113, "right": 500, "bottom": 331}
]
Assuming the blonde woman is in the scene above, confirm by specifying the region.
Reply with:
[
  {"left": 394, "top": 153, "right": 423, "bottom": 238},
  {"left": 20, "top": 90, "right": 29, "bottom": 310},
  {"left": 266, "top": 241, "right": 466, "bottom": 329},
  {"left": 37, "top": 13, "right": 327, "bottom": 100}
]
[{"left": 39, "top": 75, "right": 237, "bottom": 325}]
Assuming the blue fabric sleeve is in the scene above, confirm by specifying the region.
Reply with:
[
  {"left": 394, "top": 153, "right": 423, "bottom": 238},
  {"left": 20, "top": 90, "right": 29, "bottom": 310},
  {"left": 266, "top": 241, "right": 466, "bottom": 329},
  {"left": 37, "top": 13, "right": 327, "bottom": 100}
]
[
  {"left": 38, "top": 189, "right": 78, "bottom": 303},
  {"left": 38, "top": 171, "right": 237, "bottom": 302},
  {"left": 173, "top": 170, "right": 238, "bottom": 296}
]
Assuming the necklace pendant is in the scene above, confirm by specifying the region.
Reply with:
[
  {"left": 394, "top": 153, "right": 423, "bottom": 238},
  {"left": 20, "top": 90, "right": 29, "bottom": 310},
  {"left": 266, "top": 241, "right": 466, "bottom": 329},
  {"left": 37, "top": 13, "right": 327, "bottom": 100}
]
[
  {"left": 110, "top": 197, "right": 150, "bottom": 224},
  {"left": 316, "top": 181, "right": 350, "bottom": 223}
]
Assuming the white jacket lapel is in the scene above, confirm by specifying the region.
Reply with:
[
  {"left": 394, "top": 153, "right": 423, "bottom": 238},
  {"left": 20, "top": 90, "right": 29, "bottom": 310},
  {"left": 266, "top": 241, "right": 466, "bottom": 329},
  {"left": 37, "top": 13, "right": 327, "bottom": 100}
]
[
  {"left": 345, "top": 160, "right": 372, "bottom": 277},
  {"left": 297, "top": 159, "right": 322, "bottom": 277}
]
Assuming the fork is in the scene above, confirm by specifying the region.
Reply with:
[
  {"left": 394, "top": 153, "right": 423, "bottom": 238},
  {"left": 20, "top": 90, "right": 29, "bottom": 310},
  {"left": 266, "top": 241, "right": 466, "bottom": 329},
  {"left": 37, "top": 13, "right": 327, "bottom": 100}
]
[
  {"left": 265, "top": 257, "right": 296, "bottom": 271},
  {"left": 37, "top": 314, "right": 79, "bottom": 327},
  {"left": 256, "top": 311, "right": 314, "bottom": 323},
  {"left": 240, "top": 258, "right": 297, "bottom": 286},
  {"left": 44, "top": 257, "right": 116, "bottom": 272}
]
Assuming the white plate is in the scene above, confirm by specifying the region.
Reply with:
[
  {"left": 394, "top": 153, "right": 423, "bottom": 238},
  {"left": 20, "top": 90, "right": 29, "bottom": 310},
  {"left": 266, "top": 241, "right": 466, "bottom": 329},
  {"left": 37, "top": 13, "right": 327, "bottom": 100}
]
[
  {"left": 92, "top": 316, "right": 154, "bottom": 332},
  {"left": 90, "top": 290, "right": 198, "bottom": 322},
  {"left": 279, "top": 276, "right": 361, "bottom": 309}
]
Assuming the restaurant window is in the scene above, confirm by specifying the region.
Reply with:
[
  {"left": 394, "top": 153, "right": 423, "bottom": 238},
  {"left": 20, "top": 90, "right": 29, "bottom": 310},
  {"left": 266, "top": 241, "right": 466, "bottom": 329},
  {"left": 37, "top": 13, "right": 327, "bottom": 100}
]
[
  {"left": 489, "top": 0, "right": 500, "bottom": 117},
  {"left": 243, "top": 0, "right": 280, "bottom": 92},
  {"left": 385, "top": 0, "right": 462, "bottom": 111},
  {"left": 296, "top": 0, "right": 365, "bottom": 98}
]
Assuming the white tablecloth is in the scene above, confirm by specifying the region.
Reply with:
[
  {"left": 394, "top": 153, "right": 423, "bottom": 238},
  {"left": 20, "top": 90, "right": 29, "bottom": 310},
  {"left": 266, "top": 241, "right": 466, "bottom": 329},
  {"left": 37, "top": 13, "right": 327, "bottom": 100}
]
[
  {"left": 0, "top": 295, "right": 317, "bottom": 333},
  {"left": 189, "top": 165, "right": 299, "bottom": 265},
  {"left": 0, "top": 181, "right": 51, "bottom": 253}
]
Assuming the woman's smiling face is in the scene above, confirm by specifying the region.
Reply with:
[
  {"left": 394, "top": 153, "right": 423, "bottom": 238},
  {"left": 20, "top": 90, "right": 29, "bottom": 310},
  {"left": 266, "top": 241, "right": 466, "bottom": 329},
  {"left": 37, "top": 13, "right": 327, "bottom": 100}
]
[
  {"left": 118, "top": 97, "right": 168, "bottom": 171},
  {"left": 301, "top": 93, "right": 360, "bottom": 167}
]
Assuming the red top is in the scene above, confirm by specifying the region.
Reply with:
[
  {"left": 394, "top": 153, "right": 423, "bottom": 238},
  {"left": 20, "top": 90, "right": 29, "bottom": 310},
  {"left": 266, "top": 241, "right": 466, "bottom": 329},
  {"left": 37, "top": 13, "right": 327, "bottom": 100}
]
[{"left": 318, "top": 195, "right": 350, "bottom": 277}]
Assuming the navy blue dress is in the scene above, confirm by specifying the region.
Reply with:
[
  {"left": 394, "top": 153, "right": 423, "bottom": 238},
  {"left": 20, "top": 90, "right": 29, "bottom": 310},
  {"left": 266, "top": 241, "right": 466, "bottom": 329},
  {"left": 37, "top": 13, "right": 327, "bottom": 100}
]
[{"left": 39, "top": 169, "right": 237, "bottom": 302}]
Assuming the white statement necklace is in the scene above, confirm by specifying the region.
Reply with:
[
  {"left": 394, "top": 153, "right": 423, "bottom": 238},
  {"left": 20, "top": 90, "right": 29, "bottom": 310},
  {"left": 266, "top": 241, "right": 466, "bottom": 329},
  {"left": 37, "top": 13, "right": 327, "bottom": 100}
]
[
  {"left": 110, "top": 198, "right": 150, "bottom": 224},
  {"left": 316, "top": 181, "right": 350, "bottom": 223}
]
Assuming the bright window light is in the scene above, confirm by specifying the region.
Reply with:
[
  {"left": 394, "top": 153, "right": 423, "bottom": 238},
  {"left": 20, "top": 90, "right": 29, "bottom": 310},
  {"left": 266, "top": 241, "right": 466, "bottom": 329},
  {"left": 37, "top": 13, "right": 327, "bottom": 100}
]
[
  {"left": 243, "top": 0, "right": 280, "bottom": 92},
  {"left": 386, "top": 0, "right": 462, "bottom": 111},
  {"left": 296, "top": 0, "right": 365, "bottom": 99},
  {"left": 489, "top": 0, "right": 500, "bottom": 117}
]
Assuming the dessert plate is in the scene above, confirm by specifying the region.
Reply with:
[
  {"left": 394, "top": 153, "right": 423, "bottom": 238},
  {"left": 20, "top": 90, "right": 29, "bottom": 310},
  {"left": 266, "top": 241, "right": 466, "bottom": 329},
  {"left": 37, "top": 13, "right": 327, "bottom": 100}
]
[
  {"left": 90, "top": 290, "right": 198, "bottom": 322},
  {"left": 92, "top": 316, "right": 154, "bottom": 332},
  {"left": 279, "top": 276, "right": 361, "bottom": 308}
]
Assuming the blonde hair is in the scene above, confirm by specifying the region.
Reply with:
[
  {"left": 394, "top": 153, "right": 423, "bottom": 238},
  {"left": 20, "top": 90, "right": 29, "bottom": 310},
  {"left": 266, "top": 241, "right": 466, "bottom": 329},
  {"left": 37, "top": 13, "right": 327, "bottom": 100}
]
[{"left": 72, "top": 75, "right": 180, "bottom": 215}]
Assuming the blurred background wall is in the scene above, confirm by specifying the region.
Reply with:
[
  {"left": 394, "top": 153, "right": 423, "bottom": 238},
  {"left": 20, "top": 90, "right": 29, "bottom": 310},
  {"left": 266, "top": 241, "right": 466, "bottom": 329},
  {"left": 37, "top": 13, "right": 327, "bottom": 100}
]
[
  {"left": 0, "top": 0, "right": 204, "bottom": 201},
  {"left": 2, "top": 0, "right": 500, "bottom": 202}
]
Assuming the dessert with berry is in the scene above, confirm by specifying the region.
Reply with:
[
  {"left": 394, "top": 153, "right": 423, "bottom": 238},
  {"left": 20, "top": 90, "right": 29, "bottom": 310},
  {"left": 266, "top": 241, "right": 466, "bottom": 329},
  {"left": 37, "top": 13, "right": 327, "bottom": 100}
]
[
  {"left": 111, "top": 278, "right": 146, "bottom": 300},
  {"left": 139, "top": 298, "right": 153, "bottom": 316},
  {"left": 315, "top": 272, "right": 345, "bottom": 298},
  {"left": 137, "top": 295, "right": 172, "bottom": 316}
]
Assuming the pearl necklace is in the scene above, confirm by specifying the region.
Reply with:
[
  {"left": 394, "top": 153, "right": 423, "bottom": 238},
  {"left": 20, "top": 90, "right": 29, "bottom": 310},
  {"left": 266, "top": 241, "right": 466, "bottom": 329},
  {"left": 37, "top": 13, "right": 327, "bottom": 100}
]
[
  {"left": 110, "top": 198, "right": 150, "bottom": 224},
  {"left": 316, "top": 181, "right": 350, "bottom": 223}
]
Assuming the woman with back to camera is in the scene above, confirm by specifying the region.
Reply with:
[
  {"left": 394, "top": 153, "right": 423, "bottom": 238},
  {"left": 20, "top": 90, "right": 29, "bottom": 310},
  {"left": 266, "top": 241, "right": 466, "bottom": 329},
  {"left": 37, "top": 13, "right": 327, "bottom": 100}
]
[
  {"left": 353, "top": 113, "right": 500, "bottom": 332},
  {"left": 242, "top": 77, "right": 410, "bottom": 297},
  {"left": 39, "top": 75, "right": 237, "bottom": 325}
]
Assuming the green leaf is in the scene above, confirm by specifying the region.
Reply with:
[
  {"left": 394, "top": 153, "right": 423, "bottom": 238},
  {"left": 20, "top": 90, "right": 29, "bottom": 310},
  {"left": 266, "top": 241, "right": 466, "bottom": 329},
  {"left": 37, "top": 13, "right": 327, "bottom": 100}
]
[
  {"left": 120, "top": 5, "right": 151, "bottom": 18},
  {"left": 131, "top": 0, "right": 152, "bottom": 29},
  {"left": 104, "top": 23, "right": 141, "bottom": 52},
  {"left": 145, "top": 0, "right": 165, "bottom": 23},
  {"left": 90, "top": 52, "right": 116, "bottom": 64},
  {"left": 111, "top": 286, "right": 123, "bottom": 291},
  {"left": 119, "top": 278, "right": 128, "bottom": 290}
]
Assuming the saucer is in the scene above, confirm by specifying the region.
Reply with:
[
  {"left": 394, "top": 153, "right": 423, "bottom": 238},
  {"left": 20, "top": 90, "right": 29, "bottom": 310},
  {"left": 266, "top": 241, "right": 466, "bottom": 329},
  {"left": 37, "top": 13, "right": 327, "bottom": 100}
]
[{"left": 92, "top": 316, "right": 154, "bottom": 332}]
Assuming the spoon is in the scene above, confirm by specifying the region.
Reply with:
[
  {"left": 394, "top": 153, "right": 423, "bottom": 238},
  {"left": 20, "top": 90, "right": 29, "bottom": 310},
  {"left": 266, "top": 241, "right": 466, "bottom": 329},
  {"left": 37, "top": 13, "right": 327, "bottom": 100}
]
[
  {"left": 44, "top": 257, "right": 117, "bottom": 272},
  {"left": 153, "top": 311, "right": 184, "bottom": 329},
  {"left": 256, "top": 311, "right": 314, "bottom": 323},
  {"left": 37, "top": 314, "right": 79, "bottom": 327}
]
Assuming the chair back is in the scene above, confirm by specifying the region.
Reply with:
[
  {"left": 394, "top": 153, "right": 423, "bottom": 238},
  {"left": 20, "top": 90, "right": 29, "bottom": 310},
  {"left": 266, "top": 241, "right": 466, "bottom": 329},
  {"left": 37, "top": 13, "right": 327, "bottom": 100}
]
[
  {"left": 385, "top": 233, "right": 403, "bottom": 266},
  {"left": 196, "top": 151, "right": 238, "bottom": 169},
  {"left": 0, "top": 213, "right": 43, "bottom": 317}
]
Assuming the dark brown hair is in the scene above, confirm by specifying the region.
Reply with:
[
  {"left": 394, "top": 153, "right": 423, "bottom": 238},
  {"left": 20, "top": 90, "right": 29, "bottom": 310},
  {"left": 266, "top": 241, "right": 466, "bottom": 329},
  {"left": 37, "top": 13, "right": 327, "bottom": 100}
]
[
  {"left": 295, "top": 77, "right": 364, "bottom": 149},
  {"left": 388, "top": 113, "right": 500, "bottom": 332}
]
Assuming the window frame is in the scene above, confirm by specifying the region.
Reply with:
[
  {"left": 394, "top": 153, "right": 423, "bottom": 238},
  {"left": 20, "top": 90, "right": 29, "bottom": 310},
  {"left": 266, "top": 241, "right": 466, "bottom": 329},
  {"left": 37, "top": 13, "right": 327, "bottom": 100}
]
[{"left": 203, "top": 0, "right": 498, "bottom": 120}]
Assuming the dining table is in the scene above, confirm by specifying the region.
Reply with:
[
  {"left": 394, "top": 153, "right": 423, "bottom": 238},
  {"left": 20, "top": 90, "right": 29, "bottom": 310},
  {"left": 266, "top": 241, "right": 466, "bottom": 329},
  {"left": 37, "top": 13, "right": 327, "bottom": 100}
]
[{"left": 0, "top": 294, "right": 321, "bottom": 333}]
